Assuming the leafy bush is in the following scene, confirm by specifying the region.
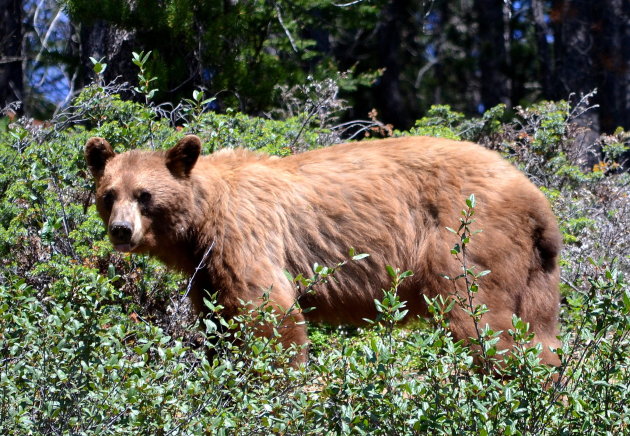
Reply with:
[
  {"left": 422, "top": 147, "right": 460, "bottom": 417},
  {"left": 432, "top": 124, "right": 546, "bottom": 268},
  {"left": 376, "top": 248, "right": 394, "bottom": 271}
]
[{"left": 0, "top": 79, "right": 628, "bottom": 434}]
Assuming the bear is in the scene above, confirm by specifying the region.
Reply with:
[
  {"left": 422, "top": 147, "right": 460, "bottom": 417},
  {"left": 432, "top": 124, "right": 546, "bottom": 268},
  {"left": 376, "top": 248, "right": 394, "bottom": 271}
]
[{"left": 85, "top": 134, "right": 562, "bottom": 366}]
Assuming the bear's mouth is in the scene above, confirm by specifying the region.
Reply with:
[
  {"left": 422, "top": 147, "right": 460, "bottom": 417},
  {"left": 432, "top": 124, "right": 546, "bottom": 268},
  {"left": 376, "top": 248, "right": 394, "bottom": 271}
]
[{"left": 114, "top": 243, "right": 132, "bottom": 252}]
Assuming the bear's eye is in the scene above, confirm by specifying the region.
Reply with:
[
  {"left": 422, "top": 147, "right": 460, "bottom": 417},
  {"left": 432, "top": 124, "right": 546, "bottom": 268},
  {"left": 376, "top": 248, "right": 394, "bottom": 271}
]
[
  {"left": 137, "top": 190, "right": 152, "bottom": 205},
  {"left": 102, "top": 190, "right": 115, "bottom": 209}
]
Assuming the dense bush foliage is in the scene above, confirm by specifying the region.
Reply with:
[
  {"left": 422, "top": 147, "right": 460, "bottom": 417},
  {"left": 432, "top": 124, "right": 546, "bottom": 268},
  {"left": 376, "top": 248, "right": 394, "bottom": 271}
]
[{"left": 0, "top": 78, "right": 628, "bottom": 434}]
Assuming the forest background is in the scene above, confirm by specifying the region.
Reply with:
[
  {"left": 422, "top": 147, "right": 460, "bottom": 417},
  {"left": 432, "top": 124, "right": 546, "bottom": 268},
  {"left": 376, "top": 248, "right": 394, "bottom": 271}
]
[{"left": 2, "top": 0, "right": 630, "bottom": 138}]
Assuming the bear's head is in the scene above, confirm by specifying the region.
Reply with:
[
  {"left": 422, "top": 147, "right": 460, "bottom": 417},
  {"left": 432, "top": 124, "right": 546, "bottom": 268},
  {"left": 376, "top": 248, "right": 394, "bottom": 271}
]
[{"left": 84, "top": 135, "right": 202, "bottom": 256}]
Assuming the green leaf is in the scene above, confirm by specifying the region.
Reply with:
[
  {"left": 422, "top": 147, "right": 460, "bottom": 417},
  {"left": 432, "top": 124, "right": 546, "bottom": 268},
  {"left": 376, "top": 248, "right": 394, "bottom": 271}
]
[
  {"left": 399, "top": 270, "right": 414, "bottom": 279},
  {"left": 385, "top": 265, "right": 396, "bottom": 278},
  {"left": 622, "top": 290, "right": 630, "bottom": 313},
  {"left": 466, "top": 194, "right": 476, "bottom": 208}
]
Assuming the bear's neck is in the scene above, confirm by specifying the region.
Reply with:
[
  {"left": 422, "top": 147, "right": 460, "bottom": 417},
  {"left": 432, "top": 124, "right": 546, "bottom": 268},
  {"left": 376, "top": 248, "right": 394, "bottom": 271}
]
[
  {"left": 157, "top": 158, "right": 259, "bottom": 312},
  {"left": 164, "top": 170, "right": 230, "bottom": 284}
]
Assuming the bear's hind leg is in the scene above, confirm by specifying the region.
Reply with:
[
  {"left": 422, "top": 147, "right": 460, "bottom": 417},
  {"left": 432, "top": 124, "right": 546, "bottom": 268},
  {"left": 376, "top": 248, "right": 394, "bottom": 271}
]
[{"left": 449, "top": 303, "right": 561, "bottom": 370}]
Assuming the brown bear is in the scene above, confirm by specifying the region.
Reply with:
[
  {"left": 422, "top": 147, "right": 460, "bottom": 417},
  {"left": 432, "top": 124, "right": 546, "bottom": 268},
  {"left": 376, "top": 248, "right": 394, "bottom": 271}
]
[{"left": 85, "top": 135, "right": 562, "bottom": 366}]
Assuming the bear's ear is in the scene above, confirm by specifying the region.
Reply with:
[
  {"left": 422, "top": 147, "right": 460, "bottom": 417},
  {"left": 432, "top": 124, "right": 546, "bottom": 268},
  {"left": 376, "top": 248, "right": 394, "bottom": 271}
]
[
  {"left": 85, "top": 137, "right": 116, "bottom": 179},
  {"left": 166, "top": 135, "right": 201, "bottom": 178}
]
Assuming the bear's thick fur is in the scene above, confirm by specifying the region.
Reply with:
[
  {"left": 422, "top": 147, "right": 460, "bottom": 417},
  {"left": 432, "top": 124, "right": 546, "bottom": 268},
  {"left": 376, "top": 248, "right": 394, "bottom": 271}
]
[{"left": 85, "top": 135, "right": 562, "bottom": 365}]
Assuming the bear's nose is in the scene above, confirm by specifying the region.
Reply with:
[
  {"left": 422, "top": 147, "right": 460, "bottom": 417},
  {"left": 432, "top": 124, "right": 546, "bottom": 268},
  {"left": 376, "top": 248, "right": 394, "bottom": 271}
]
[{"left": 109, "top": 221, "right": 133, "bottom": 243}]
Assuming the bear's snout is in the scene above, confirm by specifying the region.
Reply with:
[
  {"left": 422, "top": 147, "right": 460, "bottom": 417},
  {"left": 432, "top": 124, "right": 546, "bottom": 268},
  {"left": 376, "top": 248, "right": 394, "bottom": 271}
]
[{"left": 109, "top": 220, "right": 133, "bottom": 252}]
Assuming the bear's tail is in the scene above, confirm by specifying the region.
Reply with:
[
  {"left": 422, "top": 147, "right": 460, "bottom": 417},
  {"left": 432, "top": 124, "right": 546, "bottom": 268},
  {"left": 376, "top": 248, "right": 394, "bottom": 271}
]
[{"left": 533, "top": 209, "right": 562, "bottom": 274}]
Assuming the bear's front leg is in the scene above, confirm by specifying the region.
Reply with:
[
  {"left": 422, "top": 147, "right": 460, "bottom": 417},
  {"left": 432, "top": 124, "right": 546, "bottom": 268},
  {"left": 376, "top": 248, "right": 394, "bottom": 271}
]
[{"left": 217, "top": 282, "right": 310, "bottom": 366}]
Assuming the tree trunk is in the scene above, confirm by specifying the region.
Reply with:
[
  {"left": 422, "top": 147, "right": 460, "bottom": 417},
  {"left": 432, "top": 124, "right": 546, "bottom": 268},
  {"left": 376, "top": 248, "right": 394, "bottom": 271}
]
[
  {"left": 0, "top": 0, "right": 24, "bottom": 112},
  {"left": 595, "top": 0, "right": 630, "bottom": 133},
  {"left": 532, "top": 0, "right": 553, "bottom": 98},
  {"left": 550, "top": 0, "right": 599, "bottom": 133},
  {"left": 374, "top": 0, "right": 414, "bottom": 129},
  {"left": 474, "top": 0, "right": 511, "bottom": 110},
  {"left": 75, "top": 20, "right": 138, "bottom": 94},
  {"left": 551, "top": 0, "right": 630, "bottom": 134}
]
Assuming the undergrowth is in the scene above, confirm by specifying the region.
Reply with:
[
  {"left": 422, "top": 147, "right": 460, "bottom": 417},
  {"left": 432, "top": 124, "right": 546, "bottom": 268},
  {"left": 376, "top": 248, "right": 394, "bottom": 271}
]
[{"left": 0, "top": 68, "right": 628, "bottom": 434}]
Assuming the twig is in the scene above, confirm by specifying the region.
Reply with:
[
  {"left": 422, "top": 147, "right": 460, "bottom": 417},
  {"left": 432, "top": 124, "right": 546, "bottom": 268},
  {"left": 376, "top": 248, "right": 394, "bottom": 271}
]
[
  {"left": 184, "top": 239, "right": 215, "bottom": 299},
  {"left": 165, "top": 239, "right": 215, "bottom": 331}
]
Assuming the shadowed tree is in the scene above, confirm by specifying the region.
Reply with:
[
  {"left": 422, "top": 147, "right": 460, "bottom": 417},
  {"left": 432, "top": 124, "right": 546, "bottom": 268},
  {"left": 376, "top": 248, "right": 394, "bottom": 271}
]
[
  {"left": 474, "top": 0, "right": 511, "bottom": 110},
  {"left": 594, "top": 0, "right": 630, "bottom": 133},
  {"left": 0, "top": 0, "right": 24, "bottom": 112},
  {"left": 550, "top": 0, "right": 630, "bottom": 133}
]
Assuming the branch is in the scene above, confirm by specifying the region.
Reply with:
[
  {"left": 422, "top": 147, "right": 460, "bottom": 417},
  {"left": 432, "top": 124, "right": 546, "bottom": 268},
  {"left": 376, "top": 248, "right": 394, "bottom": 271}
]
[
  {"left": 0, "top": 56, "right": 24, "bottom": 64},
  {"left": 275, "top": 4, "right": 298, "bottom": 53},
  {"left": 415, "top": 57, "right": 438, "bottom": 88},
  {"left": 333, "top": 0, "right": 366, "bottom": 6},
  {"left": 34, "top": 6, "right": 65, "bottom": 66}
]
